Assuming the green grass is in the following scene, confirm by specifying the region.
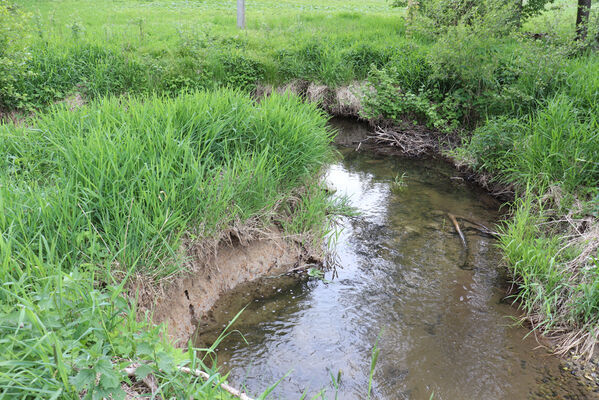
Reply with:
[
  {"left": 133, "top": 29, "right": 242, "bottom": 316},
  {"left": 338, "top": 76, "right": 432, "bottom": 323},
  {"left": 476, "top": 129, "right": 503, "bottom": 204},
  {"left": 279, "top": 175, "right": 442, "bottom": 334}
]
[
  {"left": 2, "top": 0, "right": 599, "bottom": 393},
  {"left": 1, "top": 0, "right": 407, "bottom": 110},
  {"left": 0, "top": 89, "right": 336, "bottom": 398}
]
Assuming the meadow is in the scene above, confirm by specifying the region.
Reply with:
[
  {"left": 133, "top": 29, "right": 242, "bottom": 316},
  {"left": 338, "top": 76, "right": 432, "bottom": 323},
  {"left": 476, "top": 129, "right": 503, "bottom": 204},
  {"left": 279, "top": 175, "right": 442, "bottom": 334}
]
[{"left": 1, "top": 0, "right": 599, "bottom": 397}]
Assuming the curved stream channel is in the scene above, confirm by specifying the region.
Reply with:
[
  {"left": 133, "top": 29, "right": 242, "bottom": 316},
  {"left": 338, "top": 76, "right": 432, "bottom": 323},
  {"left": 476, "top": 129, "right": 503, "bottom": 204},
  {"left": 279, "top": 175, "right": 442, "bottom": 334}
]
[{"left": 196, "top": 120, "right": 592, "bottom": 399}]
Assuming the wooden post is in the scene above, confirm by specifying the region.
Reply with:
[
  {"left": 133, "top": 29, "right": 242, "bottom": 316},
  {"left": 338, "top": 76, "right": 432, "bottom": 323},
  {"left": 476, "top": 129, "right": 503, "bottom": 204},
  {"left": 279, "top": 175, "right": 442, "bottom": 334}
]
[{"left": 237, "top": 0, "right": 245, "bottom": 29}]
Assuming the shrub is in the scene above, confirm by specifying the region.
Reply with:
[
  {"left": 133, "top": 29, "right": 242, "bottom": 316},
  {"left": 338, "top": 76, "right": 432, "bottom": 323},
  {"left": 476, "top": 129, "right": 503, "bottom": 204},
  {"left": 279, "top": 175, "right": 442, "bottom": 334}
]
[
  {"left": 361, "top": 65, "right": 453, "bottom": 130},
  {"left": 218, "top": 53, "right": 265, "bottom": 91}
]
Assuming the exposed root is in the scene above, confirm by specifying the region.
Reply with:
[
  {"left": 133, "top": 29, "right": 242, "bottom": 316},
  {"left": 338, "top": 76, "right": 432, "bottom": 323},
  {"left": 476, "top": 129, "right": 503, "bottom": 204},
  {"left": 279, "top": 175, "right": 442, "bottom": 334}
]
[{"left": 370, "top": 125, "right": 438, "bottom": 157}]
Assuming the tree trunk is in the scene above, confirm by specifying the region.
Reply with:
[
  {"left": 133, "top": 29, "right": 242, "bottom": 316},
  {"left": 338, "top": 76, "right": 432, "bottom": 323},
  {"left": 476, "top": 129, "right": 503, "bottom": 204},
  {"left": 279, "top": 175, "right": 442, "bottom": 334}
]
[
  {"left": 576, "top": 0, "right": 591, "bottom": 40},
  {"left": 514, "top": 0, "right": 523, "bottom": 28}
]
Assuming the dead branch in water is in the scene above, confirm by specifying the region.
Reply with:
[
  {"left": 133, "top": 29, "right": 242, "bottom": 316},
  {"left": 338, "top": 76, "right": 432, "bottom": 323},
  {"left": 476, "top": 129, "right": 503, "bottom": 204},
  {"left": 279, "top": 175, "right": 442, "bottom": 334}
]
[
  {"left": 448, "top": 213, "right": 471, "bottom": 270},
  {"left": 124, "top": 364, "right": 255, "bottom": 400},
  {"left": 454, "top": 215, "right": 499, "bottom": 237},
  {"left": 448, "top": 213, "right": 467, "bottom": 249},
  {"left": 370, "top": 126, "right": 437, "bottom": 156}
]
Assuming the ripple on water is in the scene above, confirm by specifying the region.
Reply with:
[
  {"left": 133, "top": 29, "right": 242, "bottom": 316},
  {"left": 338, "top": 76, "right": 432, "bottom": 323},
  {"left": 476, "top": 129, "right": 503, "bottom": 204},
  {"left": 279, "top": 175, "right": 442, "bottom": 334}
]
[{"left": 195, "top": 135, "right": 592, "bottom": 400}]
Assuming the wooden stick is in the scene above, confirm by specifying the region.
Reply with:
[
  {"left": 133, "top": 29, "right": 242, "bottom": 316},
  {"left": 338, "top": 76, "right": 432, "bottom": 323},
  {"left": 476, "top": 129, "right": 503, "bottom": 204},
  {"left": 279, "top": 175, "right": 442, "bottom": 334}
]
[
  {"left": 448, "top": 213, "right": 467, "bottom": 249},
  {"left": 124, "top": 364, "right": 255, "bottom": 400},
  {"left": 453, "top": 215, "right": 499, "bottom": 237},
  {"left": 178, "top": 366, "right": 254, "bottom": 400}
]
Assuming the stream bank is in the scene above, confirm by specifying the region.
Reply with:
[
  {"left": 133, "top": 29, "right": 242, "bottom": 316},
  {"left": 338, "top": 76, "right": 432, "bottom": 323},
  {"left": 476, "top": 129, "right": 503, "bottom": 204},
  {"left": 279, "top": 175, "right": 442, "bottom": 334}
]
[{"left": 137, "top": 229, "right": 317, "bottom": 345}]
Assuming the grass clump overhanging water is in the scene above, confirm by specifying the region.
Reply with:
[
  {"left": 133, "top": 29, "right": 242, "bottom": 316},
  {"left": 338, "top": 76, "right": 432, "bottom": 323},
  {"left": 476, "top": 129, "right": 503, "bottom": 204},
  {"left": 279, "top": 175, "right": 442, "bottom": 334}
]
[{"left": 0, "top": 89, "right": 337, "bottom": 397}]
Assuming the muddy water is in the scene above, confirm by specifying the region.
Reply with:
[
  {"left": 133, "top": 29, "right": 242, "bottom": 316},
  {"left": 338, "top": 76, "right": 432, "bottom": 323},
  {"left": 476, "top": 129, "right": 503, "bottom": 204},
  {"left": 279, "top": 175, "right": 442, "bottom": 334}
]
[{"left": 196, "top": 122, "right": 592, "bottom": 399}]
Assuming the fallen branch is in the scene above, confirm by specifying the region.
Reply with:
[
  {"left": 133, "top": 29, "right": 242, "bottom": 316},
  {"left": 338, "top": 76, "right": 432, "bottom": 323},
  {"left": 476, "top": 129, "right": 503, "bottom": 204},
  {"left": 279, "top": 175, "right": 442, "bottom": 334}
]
[
  {"left": 124, "top": 364, "right": 255, "bottom": 400},
  {"left": 448, "top": 213, "right": 471, "bottom": 270},
  {"left": 178, "top": 366, "right": 254, "bottom": 400},
  {"left": 370, "top": 126, "right": 437, "bottom": 157},
  {"left": 453, "top": 215, "right": 499, "bottom": 237},
  {"left": 448, "top": 213, "right": 467, "bottom": 249}
]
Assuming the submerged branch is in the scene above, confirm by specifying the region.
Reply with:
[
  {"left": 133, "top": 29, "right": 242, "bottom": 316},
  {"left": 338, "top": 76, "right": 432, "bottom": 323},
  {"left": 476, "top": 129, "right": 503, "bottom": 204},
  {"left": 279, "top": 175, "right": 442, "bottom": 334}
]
[
  {"left": 448, "top": 213, "right": 467, "bottom": 249},
  {"left": 448, "top": 213, "right": 470, "bottom": 270}
]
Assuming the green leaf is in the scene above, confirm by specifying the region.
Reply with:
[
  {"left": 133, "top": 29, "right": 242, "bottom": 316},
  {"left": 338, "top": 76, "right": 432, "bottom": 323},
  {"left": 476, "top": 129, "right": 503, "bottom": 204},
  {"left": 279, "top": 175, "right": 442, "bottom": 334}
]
[
  {"left": 94, "top": 357, "right": 113, "bottom": 375},
  {"left": 134, "top": 364, "right": 154, "bottom": 379},
  {"left": 136, "top": 342, "right": 153, "bottom": 356},
  {"left": 156, "top": 351, "right": 174, "bottom": 372},
  {"left": 70, "top": 368, "right": 95, "bottom": 391},
  {"left": 99, "top": 370, "right": 120, "bottom": 390}
]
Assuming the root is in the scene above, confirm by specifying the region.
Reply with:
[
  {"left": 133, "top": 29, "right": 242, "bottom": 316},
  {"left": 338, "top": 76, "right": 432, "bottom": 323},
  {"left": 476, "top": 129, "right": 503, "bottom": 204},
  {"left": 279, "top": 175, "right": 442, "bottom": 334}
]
[{"left": 370, "top": 125, "right": 438, "bottom": 157}]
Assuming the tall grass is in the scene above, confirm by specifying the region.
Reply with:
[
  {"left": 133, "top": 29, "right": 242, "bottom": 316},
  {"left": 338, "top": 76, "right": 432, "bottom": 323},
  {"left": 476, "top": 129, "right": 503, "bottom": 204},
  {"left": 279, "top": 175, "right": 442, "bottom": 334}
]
[
  {"left": 0, "top": 89, "right": 336, "bottom": 397},
  {"left": 1, "top": 89, "right": 334, "bottom": 278}
]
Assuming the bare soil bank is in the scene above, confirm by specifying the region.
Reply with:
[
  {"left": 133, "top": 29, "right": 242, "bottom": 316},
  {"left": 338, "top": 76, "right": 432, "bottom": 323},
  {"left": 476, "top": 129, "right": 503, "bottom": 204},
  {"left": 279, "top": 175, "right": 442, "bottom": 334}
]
[{"left": 134, "top": 231, "right": 316, "bottom": 345}]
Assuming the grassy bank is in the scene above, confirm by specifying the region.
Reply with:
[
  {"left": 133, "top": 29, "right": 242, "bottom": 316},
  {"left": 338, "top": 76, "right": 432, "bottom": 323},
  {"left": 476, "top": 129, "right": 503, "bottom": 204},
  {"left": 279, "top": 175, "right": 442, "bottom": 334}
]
[
  {"left": 0, "top": 90, "right": 336, "bottom": 398},
  {"left": 1, "top": 0, "right": 598, "bottom": 394}
]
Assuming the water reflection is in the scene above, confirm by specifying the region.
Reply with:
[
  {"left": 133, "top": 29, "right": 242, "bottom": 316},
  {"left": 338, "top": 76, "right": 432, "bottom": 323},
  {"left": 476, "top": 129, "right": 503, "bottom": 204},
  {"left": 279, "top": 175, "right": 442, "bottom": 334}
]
[{"left": 196, "top": 143, "right": 587, "bottom": 399}]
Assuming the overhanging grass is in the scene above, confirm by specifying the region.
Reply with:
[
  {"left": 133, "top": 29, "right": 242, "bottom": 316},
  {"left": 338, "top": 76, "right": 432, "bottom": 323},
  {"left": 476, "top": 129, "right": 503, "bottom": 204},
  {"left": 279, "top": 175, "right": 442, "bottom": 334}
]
[
  {"left": 0, "top": 89, "right": 336, "bottom": 397},
  {"left": 1, "top": 89, "right": 335, "bottom": 278}
]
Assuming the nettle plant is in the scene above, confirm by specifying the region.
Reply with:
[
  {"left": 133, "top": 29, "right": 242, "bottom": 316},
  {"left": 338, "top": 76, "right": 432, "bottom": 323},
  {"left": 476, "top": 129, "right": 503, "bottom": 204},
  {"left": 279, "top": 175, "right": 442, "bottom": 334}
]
[{"left": 361, "top": 65, "right": 457, "bottom": 131}]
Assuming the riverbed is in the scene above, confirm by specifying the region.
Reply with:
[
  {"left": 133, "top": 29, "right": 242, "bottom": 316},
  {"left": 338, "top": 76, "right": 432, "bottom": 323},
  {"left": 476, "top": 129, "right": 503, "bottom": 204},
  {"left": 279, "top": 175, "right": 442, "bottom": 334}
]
[{"left": 195, "top": 121, "right": 593, "bottom": 399}]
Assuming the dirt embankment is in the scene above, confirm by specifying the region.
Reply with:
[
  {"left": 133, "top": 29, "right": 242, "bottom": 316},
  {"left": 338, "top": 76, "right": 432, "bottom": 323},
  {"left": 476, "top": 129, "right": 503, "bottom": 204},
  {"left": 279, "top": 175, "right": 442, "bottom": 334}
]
[{"left": 134, "top": 230, "right": 316, "bottom": 346}]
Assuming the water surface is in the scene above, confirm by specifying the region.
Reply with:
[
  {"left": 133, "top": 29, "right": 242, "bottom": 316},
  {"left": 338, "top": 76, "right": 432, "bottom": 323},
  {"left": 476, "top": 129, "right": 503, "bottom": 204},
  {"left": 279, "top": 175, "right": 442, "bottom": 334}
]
[{"left": 196, "top": 123, "right": 590, "bottom": 399}]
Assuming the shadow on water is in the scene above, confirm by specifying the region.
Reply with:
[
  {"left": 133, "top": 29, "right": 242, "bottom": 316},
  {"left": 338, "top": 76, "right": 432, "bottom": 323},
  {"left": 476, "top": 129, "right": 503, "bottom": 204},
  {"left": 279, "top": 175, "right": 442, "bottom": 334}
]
[{"left": 195, "top": 120, "right": 593, "bottom": 400}]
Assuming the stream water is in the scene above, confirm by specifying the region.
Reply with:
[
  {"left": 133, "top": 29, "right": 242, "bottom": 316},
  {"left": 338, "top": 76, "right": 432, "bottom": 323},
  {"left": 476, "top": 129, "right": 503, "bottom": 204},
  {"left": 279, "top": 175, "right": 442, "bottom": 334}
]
[{"left": 196, "top": 120, "right": 592, "bottom": 399}]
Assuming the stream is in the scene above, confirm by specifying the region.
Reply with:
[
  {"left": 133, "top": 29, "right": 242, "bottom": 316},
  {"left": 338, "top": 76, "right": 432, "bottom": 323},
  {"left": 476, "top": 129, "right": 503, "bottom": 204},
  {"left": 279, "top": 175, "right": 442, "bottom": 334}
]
[{"left": 195, "top": 120, "right": 592, "bottom": 399}]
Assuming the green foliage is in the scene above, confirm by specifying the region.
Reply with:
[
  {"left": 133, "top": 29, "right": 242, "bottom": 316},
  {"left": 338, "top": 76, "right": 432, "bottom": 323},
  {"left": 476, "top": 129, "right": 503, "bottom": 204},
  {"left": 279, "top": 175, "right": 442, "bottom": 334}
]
[
  {"left": 361, "top": 65, "right": 453, "bottom": 130},
  {"left": 0, "top": 0, "right": 29, "bottom": 55},
  {"left": 1, "top": 90, "right": 334, "bottom": 277},
  {"left": 0, "top": 90, "right": 335, "bottom": 397},
  {"left": 469, "top": 95, "right": 599, "bottom": 191},
  {"left": 219, "top": 53, "right": 266, "bottom": 90},
  {"left": 393, "top": 0, "right": 554, "bottom": 26},
  {"left": 500, "top": 193, "right": 599, "bottom": 340}
]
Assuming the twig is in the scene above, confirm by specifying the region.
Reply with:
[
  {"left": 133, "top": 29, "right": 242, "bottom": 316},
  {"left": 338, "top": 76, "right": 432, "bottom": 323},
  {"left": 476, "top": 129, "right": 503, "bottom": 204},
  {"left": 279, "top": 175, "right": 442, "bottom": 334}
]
[
  {"left": 123, "top": 363, "right": 255, "bottom": 400},
  {"left": 448, "top": 213, "right": 467, "bottom": 249},
  {"left": 448, "top": 213, "right": 471, "bottom": 270},
  {"left": 453, "top": 215, "right": 499, "bottom": 237},
  {"left": 178, "top": 366, "right": 254, "bottom": 400},
  {"left": 123, "top": 364, "right": 158, "bottom": 396}
]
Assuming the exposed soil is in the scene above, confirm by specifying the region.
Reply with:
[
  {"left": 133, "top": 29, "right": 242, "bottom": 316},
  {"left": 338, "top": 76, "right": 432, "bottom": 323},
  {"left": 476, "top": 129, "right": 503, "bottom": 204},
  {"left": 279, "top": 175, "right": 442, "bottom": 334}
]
[{"left": 135, "top": 231, "right": 316, "bottom": 346}]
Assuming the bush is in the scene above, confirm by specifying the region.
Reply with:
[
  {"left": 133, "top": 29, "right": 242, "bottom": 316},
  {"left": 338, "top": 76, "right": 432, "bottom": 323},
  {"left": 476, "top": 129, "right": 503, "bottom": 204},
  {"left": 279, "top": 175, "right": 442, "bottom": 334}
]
[
  {"left": 394, "top": 0, "right": 547, "bottom": 31},
  {"left": 361, "top": 65, "right": 453, "bottom": 130},
  {"left": 218, "top": 53, "right": 266, "bottom": 91}
]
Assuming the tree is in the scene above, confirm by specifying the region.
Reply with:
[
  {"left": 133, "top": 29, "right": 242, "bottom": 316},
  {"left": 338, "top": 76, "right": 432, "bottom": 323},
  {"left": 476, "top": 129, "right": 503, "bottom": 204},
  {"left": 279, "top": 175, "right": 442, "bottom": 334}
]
[{"left": 576, "top": 0, "right": 591, "bottom": 40}]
